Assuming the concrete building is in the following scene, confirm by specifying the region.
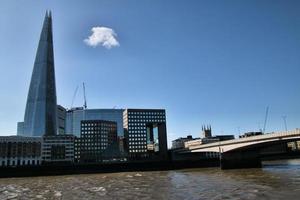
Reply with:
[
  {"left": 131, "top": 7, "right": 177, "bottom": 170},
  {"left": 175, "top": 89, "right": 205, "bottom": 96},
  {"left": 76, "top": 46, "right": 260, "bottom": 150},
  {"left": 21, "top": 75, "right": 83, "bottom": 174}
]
[
  {"left": 23, "top": 11, "right": 57, "bottom": 137},
  {"left": 66, "top": 108, "right": 124, "bottom": 137},
  {"left": 123, "top": 109, "right": 168, "bottom": 160},
  {"left": 42, "top": 135, "right": 75, "bottom": 163},
  {"left": 75, "top": 120, "right": 118, "bottom": 163},
  {"left": 0, "top": 136, "right": 42, "bottom": 167},
  {"left": 172, "top": 135, "right": 196, "bottom": 149}
]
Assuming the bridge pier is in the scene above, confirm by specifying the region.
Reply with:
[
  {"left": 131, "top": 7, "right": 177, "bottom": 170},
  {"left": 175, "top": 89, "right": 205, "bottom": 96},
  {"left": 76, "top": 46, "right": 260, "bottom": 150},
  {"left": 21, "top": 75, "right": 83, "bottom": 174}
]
[{"left": 220, "top": 150, "right": 261, "bottom": 169}]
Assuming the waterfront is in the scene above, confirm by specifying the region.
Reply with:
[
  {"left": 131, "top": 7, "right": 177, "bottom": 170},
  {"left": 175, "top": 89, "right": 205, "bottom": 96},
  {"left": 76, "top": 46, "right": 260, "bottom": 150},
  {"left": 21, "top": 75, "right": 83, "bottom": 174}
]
[{"left": 0, "top": 159, "right": 299, "bottom": 200}]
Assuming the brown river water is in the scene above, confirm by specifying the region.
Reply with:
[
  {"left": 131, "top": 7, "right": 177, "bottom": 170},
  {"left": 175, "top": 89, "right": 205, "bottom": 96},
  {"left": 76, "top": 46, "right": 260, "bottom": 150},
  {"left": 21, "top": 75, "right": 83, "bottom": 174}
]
[{"left": 0, "top": 159, "right": 300, "bottom": 200}]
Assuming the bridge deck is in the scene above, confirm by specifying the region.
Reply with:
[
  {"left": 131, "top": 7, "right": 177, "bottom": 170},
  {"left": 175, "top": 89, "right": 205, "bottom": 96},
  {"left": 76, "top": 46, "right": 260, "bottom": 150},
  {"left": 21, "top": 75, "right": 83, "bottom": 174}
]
[{"left": 185, "top": 129, "right": 300, "bottom": 152}]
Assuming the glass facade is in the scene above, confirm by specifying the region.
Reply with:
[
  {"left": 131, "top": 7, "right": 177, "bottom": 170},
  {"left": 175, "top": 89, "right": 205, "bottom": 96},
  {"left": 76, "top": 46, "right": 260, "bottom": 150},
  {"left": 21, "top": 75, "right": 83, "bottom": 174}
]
[
  {"left": 23, "top": 11, "right": 57, "bottom": 137},
  {"left": 66, "top": 108, "right": 124, "bottom": 137}
]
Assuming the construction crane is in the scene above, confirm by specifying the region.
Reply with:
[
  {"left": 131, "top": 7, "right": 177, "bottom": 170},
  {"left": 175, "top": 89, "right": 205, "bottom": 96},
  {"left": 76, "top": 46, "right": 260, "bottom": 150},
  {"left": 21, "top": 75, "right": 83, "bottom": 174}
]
[
  {"left": 70, "top": 85, "right": 79, "bottom": 109},
  {"left": 282, "top": 115, "right": 288, "bottom": 131},
  {"left": 263, "top": 106, "right": 269, "bottom": 134},
  {"left": 83, "top": 82, "right": 87, "bottom": 109}
]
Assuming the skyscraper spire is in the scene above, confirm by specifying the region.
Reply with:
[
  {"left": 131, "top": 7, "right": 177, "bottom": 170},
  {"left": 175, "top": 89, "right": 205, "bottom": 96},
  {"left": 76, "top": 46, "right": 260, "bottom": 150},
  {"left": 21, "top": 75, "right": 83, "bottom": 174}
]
[{"left": 23, "top": 11, "right": 57, "bottom": 136}]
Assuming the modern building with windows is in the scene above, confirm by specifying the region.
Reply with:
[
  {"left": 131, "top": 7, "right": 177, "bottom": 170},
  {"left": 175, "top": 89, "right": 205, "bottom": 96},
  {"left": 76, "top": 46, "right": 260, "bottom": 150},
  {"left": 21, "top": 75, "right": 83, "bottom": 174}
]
[
  {"left": 22, "top": 11, "right": 57, "bottom": 137},
  {"left": 18, "top": 105, "right": 67, "bottom": 136},
  {"left": 123, "top": 109, "right": 168, "bottom": 160},
  {"left": 57, "top": 105, "right": 67, "bottom": 135},
  {"left": 42, "top": 134, "right": 75, "bottom": 163},
  {"left": 75, "top": 120, "right": 118, "bottom": 163},
  {"left": 66, "top": 108, "right": 124, "bottom": 137},
  {"left": 0, "top": 136, "right": 42, "bottom": 167}
]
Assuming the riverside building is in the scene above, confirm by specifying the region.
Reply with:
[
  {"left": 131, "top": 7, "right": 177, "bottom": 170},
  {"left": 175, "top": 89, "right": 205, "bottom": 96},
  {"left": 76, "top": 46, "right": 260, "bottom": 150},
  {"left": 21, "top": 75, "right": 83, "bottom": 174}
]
[
  {"left": 66, "top": 108, "right": 124, "bottom": 137},
  {"left": 75, "top": 120, "right": 118, "bottom": 163},
  {"left": 21, "top": 11, "right": 58, "bottom": 137},
  {"left": 172, "top": 135, "right": 196, "bottom": 149},
  {"left": 123, "top": 109, "right": 168, "bottom": 160},
  {"left": 0, "top": 136, "right": 42, "bottom": 167},
  {"left": 41, "top": 135, "right": 75, "bottom": 163}
]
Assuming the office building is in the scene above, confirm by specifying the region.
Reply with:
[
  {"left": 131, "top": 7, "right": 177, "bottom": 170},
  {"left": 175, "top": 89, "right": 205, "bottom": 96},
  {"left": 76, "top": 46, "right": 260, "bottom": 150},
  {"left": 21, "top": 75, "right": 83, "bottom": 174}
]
[
  {"left": 18, "top": 105, "right": 67, "bottom": 136},
  {"left": 66, "top": 108, "right": 124, "bottom": 137},
  {"left": 17, "top": 122, "right": 24, "bottom": 136},
  {"left": 57, "top": 105, "right": 67, "bottom": 135},
  {"left": 23, "top": 11, "right": 57, "bottom": 136},
  {"left": 42, "top": 135, "right": 75, "bottom": 163},
  {"left": 76, "top": 120, "right": 117, "bottom": 163},
  {"left": 0, "top": 136, "right": 42, "bottom": 167},
  {"left": 123, "top": 109, "right": 168, "bottom": 160}
]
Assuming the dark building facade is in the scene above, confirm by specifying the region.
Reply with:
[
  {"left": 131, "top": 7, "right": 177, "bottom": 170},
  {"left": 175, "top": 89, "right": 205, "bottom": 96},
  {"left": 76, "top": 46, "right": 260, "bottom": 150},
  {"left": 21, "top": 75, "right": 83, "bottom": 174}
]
[
  {"left": 42, "top": 135, "right": 75, "bottom": 163},
  {"left": 0, "top": 136, "right": 42, "bottom": 167},
  {"left": 202, "top": 125, "right": 212, "bottom": 138},
  {"left": 76, "top": 120, "right": 117, "bottom": 163},
  {"left": 123, "top": 109, "right": 168, "bottom": 160},
  {"left": 23, "top": 11, "right": 57, "bottom": 136}
]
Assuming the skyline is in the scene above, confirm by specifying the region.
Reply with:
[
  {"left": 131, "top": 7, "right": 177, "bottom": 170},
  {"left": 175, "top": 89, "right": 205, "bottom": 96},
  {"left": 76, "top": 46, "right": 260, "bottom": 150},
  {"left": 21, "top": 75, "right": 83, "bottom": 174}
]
[{"left": 1, "top": 1, "right": 300, "bottom": 147}]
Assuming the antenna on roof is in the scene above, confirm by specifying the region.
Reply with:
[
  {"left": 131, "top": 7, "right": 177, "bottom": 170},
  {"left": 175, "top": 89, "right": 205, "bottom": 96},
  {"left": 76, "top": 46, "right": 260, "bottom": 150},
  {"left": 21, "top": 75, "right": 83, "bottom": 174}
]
[
  {"left": 263, "top": 106, "right": 269, "bottom": 134},
  {"left": 83, "top": 82, "right": 87, "bottom": 109},
  {"left": 282, "top": 115, "right": 287, "bottom": 131}
]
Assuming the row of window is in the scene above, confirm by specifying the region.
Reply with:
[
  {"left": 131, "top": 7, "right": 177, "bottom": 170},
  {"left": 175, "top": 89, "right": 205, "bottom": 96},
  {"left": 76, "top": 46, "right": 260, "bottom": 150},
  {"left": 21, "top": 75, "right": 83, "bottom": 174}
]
[
  {"left": 81, "top": 127, "right": 115, "bottom": 131},
  {"left": 129, "top": 130, "right": 147, "bottom": 134},
  {"left": 78, "top": 143, "right": 108, "bottom": 146},
  {"left": 128, "top": 115, "right": 165, "bottom": 119},
  {"left": 128, "top": 119, "right": 165, "bottom": 123},
  {"left": 129, "top": 126, "right": 147, "bottom": 130},
  {"left": 81, "top": 123, "right": 116, "bottom": 127},
  {"left": 129, "top": 142, "right": 146, "bottom": 146},
  {"left": 128, "top": 112, "right": 164, "bottom": 115},
  {"left": 129, "top": 134, "right": 146, "bottom": 138},
  {"left": 129, "top": 138, "right": 146, "bottom": 141},
  {"left": 129, "top": 149, "right": 147, "bottom": 153},
  {"left": 79, "top": 147, "right": 107, "bottom": 150}
]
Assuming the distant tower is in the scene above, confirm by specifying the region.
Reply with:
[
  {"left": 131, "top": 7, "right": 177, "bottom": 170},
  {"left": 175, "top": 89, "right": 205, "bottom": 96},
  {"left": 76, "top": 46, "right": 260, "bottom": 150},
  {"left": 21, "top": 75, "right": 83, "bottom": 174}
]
[
  {"left": 23, "top": 11, "right": 57, "bottom": 136},
  {"left": 202, "top": 125, "right": 212, "bottom": 138}
]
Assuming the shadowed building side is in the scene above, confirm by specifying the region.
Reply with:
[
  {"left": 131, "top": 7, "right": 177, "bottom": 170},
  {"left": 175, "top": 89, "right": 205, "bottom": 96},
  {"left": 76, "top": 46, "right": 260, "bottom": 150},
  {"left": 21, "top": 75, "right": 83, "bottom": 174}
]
[{"left": 23, "top": 11, "right": 57, "bottom": 136}]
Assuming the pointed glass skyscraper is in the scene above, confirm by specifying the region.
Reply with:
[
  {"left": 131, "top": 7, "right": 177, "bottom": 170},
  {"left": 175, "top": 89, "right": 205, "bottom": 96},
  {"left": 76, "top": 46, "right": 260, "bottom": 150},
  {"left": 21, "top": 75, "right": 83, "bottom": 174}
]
[{"left": 23, "top": 11, "right": 57, "bottom": 136}]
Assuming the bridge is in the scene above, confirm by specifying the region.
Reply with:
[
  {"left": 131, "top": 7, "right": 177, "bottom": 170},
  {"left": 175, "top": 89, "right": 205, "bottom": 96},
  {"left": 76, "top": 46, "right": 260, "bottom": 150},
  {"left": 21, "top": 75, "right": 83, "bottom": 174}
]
[{"left": 183, "top": 129, "right": 300, "bottom": 169}]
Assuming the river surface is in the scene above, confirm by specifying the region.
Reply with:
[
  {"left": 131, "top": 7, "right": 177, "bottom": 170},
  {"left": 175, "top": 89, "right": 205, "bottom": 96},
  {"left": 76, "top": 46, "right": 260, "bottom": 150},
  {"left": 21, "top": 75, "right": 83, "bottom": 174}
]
[{"left": 0, "top": 159, "right": 300, "bottom": 200}]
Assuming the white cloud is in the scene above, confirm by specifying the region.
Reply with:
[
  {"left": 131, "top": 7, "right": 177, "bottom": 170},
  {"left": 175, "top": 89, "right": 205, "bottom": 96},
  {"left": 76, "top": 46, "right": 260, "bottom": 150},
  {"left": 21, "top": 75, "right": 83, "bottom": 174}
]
[{"left": 84, "top": 26, "right": 119, "bottom": 49}]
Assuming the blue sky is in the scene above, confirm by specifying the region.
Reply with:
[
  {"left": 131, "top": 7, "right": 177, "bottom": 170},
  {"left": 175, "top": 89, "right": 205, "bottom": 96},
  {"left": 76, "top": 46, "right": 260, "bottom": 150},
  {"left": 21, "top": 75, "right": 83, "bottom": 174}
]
[{"left": 0, "top": 0, "right": 300, "bottom": 146}]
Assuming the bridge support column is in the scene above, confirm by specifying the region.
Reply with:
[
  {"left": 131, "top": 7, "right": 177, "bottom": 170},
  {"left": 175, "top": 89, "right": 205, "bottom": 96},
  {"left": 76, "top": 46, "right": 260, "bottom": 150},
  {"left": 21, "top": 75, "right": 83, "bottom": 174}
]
[{"left": 220, "top": 150, "right": 261, "bottom": 169}]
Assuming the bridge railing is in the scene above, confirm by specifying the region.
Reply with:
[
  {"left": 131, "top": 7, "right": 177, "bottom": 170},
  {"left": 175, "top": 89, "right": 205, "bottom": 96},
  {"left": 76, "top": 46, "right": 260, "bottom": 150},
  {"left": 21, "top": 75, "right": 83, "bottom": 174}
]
[{"left": 185, "top": 129, "right": 300, "bottom": 150}]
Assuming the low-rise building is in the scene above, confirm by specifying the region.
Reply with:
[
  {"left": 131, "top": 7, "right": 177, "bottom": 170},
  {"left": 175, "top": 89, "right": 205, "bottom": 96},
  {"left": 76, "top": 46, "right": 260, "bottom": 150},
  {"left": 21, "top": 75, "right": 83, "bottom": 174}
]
[
  {"left": 42, "top": 134, "right": 75, "bottom": 163},
  {"left": 239, "top": 132, "right": 263, "bottom": 138},
  {"left": 0, "top": 136, "right": 42, "bottom": 167},
  {"left": 172, "top": 135, "right": 196, "bottom": 149}
]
